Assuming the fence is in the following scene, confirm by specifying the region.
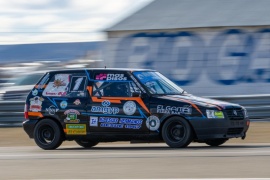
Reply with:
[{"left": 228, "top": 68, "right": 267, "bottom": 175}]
[
  {"left": 208, "top": 94, "right": 270, "bottom": 120},
  {"left": 0, "top": 95, "right": 270, "bottom": 127},
  {"left": 0, "top": 101, "right": 24, "bottom": 127}
]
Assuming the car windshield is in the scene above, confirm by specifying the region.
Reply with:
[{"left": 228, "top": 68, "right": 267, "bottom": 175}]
[
  {"left": 12, "top": 73, "right": 43, "bottom": 86},
  {"left": 133, "top": 71, "right": 184, "bottom": 95}
]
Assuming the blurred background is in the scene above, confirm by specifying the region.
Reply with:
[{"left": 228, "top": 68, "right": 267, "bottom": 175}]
[{"left": 1, "top": 0, "right": 270, "bottom": 125}]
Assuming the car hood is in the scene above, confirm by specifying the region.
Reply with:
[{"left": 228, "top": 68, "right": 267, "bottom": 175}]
[{"left": 154, "top": 94, "right": 241, "bottom": 110}]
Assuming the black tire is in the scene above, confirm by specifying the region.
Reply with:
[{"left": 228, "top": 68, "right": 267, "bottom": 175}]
[
  {"left": 34, "top": 119, "right": 63, "bottom": 150},
  {"left": 75, "top": 139, "right": 99, "bottom": 148},
  {"left": 205, "top": 138, "right": 228, "bottom": 147},
  {"left": 162, "top": 117, "right": 193, "bottom": 148}
]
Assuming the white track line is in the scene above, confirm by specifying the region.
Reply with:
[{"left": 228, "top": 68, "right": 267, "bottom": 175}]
[
  {"left": 36, "top": 178, "right": 270, "bottom": 180},
  {"left": 0, "top": 149, "right": 270, "bottom": 158}
]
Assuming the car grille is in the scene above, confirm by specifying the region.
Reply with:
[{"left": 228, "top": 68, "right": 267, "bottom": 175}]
[
  {"left": 225, "top": 109, "right": 245, "bottom": 120},
  {"left": 227, "top": 128, "right": 244, "bottom": 135}
]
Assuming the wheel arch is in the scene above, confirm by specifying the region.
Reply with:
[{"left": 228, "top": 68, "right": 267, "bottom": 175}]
[
  {"left": 36, "top": 116, "right": 65, "bottom": 139},
  {"left": 159, "top": 115, "right": 198, "bottom": 140}
]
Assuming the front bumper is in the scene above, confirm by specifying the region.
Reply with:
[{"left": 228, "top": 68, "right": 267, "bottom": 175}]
[
  {"left": 23, "top": 119, "right": 39, "bottom": 138},
  {"left": 190, "top": 117, "right": 250, "bottom": 140}
]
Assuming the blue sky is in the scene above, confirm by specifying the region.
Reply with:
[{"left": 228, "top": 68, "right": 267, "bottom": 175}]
[{"left": 0, "top": 0, "right": 153, "bottom": 44}]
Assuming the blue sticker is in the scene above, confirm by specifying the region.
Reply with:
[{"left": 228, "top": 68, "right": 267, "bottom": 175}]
[
  {"left": 133, "top": 71, "right": 160, "bottom": 83},
  {"left": 60, "top": 101, "right": 68, "bottom": 109},
  {"left": 32, "top": 89, "right": 38, "bottom": 96}
]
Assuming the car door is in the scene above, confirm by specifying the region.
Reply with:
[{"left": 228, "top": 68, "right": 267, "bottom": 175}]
[
  {"left": 42, "top": 72, "right": 89, "bottom": 135},
  {"left": 87, "top": 71, "right": 150, "bottom": 133}
]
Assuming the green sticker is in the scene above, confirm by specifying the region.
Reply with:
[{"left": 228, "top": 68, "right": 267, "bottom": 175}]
[{"left": 214, "top": 111, "right": 224, "bottom": 118}]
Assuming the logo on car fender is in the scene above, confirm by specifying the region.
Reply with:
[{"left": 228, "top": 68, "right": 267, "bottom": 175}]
[
  {"left": 123, "top": 101, "right": 136, "bottom": 115},
  {"left": 64, "top": 109, "right": 80, "bottom": 123},
  {"left": 91, "top": 100, "right": 120, "bottom": 114},
  {"left": 146, "top": 115, "right": 160, "bottom": 131}
]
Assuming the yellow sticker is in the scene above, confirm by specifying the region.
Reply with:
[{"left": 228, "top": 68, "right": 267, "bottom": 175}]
[{"left": 66, "top": 124, "right": 86, "bottom": 135}]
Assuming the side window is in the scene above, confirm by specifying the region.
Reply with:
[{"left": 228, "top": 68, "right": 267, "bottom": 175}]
[
  {"left": 92, "top": 72, "right": 141, "bottom": 97},
  {"left": 43, "top": 73, "right": 87, "bottom": 97}
]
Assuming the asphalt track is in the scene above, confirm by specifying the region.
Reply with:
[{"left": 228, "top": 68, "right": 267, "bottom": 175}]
[{"left": 0, "top": 143, "right": 270, "bottom": 179}]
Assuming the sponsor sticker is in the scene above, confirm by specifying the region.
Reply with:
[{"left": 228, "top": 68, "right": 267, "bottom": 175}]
[
  {"left": 123, "top": 101, "right": 136, "bottom": 115},
  {"left": 42, "top": 74, "right": 70, "bottom": 97},
  {"left": 90, "top": 116, "right": 98, "bottom": 127},
  {"left": 146, "top": 115, "right": 160, "bottom": 131},
  {"left": 98, "top": 117, "right": 143, "bottom": 129},
  {"left": 29, "top": 96, "right": 44, "bottom": 112},
  {"left": 95, "top": 73, "right": 127, "bottom": 81},
  {"left": 91, "top": 100, "right": 120, "bottom": 114},
  {"left": 99, "top": 117, "right": 118, "bottom": 123},
  {"left": 69, "top": 76, "right": 87, "bottom": 92},
  {"left": 66, "top": 124, "right": 86, "bottom": 135},
  {"left": 102, "top": 100, "right": 110, "bottom": 106},
  {"left": 60, "top": 101, "right": 68, "bottom": 109},
  {"left": 53, "top": 79, "right": 66, "bottom": 88},
  {"left": 107, "top": 74, "right": 127, "bottom": 81},
  {"left": 45, "top": 91, "right": 67, "bottom": 96},
  {"left": 100, "top": 123, "right": 124, "bottom": 128},
  {"left": 73, "top": 99, "right": 81, "bottom": 105},
  {"left": 129, "top": 74, "right": 146, "bottom": 93},
  {"left": 95, "top": 73, "right": 107, "bottom": 80},
  {"left": 215, "top": 111, "right": 224, "bottom": 118},
  {"left": 32, "top": 89, "right": 38, "bottom": 96},
  {"left": 64, "top": 109, "right": 80, "bottom": 123},
  {"left": 157, "top": 105, "right": 192, "bottom": 115},
  {"left": 46, "top": 105, "right": 59, "bottom": 115}
]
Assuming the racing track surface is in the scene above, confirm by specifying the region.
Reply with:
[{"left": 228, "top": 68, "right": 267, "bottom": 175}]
[{"left": 0, "top": 143, "right": 270, "bottom": 179}]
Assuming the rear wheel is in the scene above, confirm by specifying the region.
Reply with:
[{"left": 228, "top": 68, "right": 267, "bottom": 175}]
[
  {"left": 205, "top": 138, "right": 228, "bottom": 146},
  {"left": 75, "top": 139, "right": 99, "bottom": 148},
  {"left": 34, "top": 119, "right": 63, "bottom": 150},
  {"left": 162, "top": 117, "right": 193, "bottom": 148}
]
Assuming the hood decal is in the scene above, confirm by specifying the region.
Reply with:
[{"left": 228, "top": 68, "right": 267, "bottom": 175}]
[
  {"left": 162, "top": 96, "right": 206, "bottom": 118},
  {"left": 186, "top": 96, "right": 223, "bottom": 110},
  {"left": 160, "top": 95, "right": 237, "bottom": 110}
]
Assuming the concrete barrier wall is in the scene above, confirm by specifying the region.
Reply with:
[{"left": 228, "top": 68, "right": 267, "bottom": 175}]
[{"left": 0, "top": 101, "right": 24, "bottom": 127}]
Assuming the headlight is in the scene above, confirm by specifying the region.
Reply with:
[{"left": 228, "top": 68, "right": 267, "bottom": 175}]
[
  {"left": 206, "top": 110, "right": 224, "bottom": 119},
  {"left": 243, "top": 108, "right": 248, "bottom": 118}
]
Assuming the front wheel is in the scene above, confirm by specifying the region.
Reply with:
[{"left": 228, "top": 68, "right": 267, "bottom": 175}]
[
  {"left": 75, "top": 139, "right": 99, "bottom": 148},
  {"left": 34, "top": 119, "right": 63, "bottom": 150},
  {"left": 162, "top": 117, "right": 193, "bottom": 148},
  {"left": 205, "top": 138, "right": 228, "bottom": 146}
]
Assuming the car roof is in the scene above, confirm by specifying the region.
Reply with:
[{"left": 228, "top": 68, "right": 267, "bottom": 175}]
[{"left": 48, "top": 68, "right": 156, "bottom": 74}]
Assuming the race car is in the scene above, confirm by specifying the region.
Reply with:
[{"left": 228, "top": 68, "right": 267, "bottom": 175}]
[{"left": 23, "top": 68, "right": 250, "bottom": 150}]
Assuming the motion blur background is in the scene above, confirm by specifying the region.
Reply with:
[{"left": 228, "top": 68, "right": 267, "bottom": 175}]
[{"left": 1, "top": 0, "right": 270, "bottom": 125}]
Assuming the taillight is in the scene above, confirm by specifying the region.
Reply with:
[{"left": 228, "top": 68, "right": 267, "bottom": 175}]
[{"left": 24, "top": 104, "right": 29, "bottom": 119}]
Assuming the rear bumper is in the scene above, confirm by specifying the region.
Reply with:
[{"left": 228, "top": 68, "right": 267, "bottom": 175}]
[
  {"left": 190, "top": 118, "right": 250, "bottom": 140},
  {"left": 23, "top": 119, "right": 38, "bottom": 138}
]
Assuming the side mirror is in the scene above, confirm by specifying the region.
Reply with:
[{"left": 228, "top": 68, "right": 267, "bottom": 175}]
[{"left": 132, "top": 92, "right": 141, "bottom": 97}]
